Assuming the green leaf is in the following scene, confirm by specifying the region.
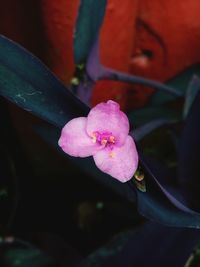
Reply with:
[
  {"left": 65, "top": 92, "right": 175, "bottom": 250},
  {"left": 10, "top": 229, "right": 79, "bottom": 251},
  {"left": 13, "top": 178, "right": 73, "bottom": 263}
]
[
  {"left": 183, "top": 75, "right": 200, "bottom": 118},
  {"left": 131, "top": 118, "right": 176, "bottom": 141},
  {"left": 152, "top": 63, "right": 200, "bottom": 105},
  {"left": 0, "top": 35, "right": 89, "bottom": 128},
  {"left": 74, "top": 0, "right": 107, "bottom": 64},
  {"left": 34, "top": 124, "right": 137, "bottom": 203},
  {"left": 128, "top": 107, "right": 180, "bottom": 128},
  {"left": 4, "top": 248, "right": 53, "bottom": 267}
]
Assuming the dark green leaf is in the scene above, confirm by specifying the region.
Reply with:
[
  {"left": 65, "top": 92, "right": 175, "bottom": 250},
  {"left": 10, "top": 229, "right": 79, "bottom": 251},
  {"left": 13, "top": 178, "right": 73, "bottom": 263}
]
[
  {"left": 1, "top": 35, "right": 200, "bottom": 229},
  {"left": 0, "top": 35, "right": 89, "bottom": 129},
  {"left": 135, "top": 159, "right": 200, "bottom": 228},
  {"left": 80, "top": 223, "right": 200, "bottom": 267},
  {"left": 0, "top": 35, "right": 137, "bottom": 203},
  {"left": 4, "top": 248, "right": 53, "bottom": 267},
  {"left": 183, "top": 75, "right": 200, "bottom": 118},
  {"left": 128, "top": 107, "right": 180, "bottom": 128},
  {"left": 178, "top": 91, "right": 200, "bottom": 210},
  {"left": 131, "top": 118, "right": 176, "bottom": 141},
  {"left": 34, "top": 124, "right": 137, "bottom": 203},
  {"left": 152, "top": 63, "right": 200, "bottom": 105},
  {"left": 74, "top": 0, "right": 107, "bottom": 64},
  {"left": 86, "top": 39, "right": 182, "bottom": 97}
]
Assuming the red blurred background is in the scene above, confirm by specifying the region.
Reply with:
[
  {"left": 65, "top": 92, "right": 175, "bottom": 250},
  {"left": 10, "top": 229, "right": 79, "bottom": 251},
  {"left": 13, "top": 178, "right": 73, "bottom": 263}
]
[{"left": 1, "top": 0, "right": 200, "bottom": 110}]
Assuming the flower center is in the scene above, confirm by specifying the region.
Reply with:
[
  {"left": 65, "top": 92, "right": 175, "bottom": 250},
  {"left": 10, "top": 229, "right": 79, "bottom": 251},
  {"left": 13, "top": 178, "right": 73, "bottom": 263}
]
[{"left": 91, "top": 131, "right": 116, "bottom": 147}]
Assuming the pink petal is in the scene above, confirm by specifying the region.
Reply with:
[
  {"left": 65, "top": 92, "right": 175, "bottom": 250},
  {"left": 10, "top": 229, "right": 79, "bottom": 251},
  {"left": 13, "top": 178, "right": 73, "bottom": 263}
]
[
  {"left": 86, "top": 100, "right": 129, "bottom": 146},
  {"left": 93, "top": 135, "right": 139, "bottom": 182},
  {"left": 58, "top": 117, "right": 101, "bottom": 157}
]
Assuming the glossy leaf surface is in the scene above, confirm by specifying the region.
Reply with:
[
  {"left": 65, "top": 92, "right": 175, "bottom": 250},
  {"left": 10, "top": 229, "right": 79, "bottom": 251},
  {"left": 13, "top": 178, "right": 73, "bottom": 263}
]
[
  {"left": 135, "top": 158, "right": 200, "bottom": 228},
  {"left": 0, "top": 35, "right": 89, "bottom": 129},
  {"left": 1, "top": 35, "right": 200, "bottom": 228}
]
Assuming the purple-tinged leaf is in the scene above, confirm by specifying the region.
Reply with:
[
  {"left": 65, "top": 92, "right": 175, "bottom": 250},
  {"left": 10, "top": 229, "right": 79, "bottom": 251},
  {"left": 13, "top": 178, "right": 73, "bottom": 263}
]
[
  {"left": 132, "top": 158, "right": 200, "bottom": 228},
  {"left": 139, "top": 158, "right": 198, "bottom": 214},
  {"left": 80, "top": 222, "right": 200, "bottom": 267},
  {"left": 178, "top": 91, "right": 200, "bottom": 211},
  {"left": 35, "top": 123, "right": 200, "bottom": 228},
  {"left": 183, "top": 75, "right": 200, "bottom": 118},
  {"left": 152, "top": 63, "right": 200, "bottom": 105},
  {"left": 1, "top": 34, "right": 200, "bottom": 229},
  {"left": 0, "top": 35, "right": 89, "bottom": 128},
  {"left": 34, "top": 124, "right": 137, "bottom": 203},
  {"left": 128, "top": 106, "right": 180, "bottom": 128},
  {"left": 100, "top": 68, "right": 183, "bottom": 97},
  {"left": 136, "top": 187, "right": 200, "bottom": 228},
  {"left": 131, "top": 118, "right": 176, "bottom": 142},
  {"left": 76, "top": 73, "right": 95, "bottom": 106},
  {"left": 86, "top": 39, "right": 183, "bottom": 97}
]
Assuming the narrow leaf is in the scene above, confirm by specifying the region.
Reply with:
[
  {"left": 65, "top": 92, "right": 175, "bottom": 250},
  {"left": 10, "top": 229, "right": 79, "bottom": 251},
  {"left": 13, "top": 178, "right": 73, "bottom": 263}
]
[
  {"left": 76, "top": 74, "right": 95, "bottom": 106},
  {"left": 128, "top": 106, "right": 180, "bottom": 128},
  {"left": 34, "top": 124, "right": 137, "bottom": 203},
  {"left": 0, "top": 35, "right": 89, "bottom": 128},
  {"left": 131, "top": 118, "right": 175, "bottom": 142},
  {"left": 80, "top": 223, "right": 200, "bottom": 267},
  {"left": 1, "top": 35, "right": 200, "bottom": 229},
  {"left": 178, "top": 91, "right": 200, "bottom": 210},
  {"left": 133, "top": 159, "right": 200, "bottom": 229},
  {"left": 152, "top": 63, "right": 200, "bottom": 105},
  {"left": 36, "top": 124, "right": 200, "bottom": 229},
  {"left": 183, "top": 75, "right": 200, "bottom": 118},
  {"left": 74, "top": 0, "right": 107, "bottom": 64},
  {"left": 86, "top": 39, "right": 183, "bottom": 97}
]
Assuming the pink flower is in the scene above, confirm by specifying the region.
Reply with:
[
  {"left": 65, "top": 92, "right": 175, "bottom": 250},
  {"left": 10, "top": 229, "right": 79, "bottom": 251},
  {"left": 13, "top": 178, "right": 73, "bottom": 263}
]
[{"left": 58, "top": 100, "right": 138, "bottom": 182}]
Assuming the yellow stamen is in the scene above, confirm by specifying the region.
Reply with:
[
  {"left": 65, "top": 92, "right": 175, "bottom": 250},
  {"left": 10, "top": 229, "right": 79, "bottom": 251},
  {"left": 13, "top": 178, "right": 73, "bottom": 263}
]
[
  {"left": 134, "top": 172, "right": 144, "bottom": 181},
  {"left": 101, "top": 139, "right": 107, "bottom": 145},
  {"left": 109, "top": 136, "right": 115, "bottom": 143},
  {"left": 91, "top": 133, "right": 97, "bottom": 143},
  {"left": 109, "top": 152, "right": 115, "bottom": 158}
]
